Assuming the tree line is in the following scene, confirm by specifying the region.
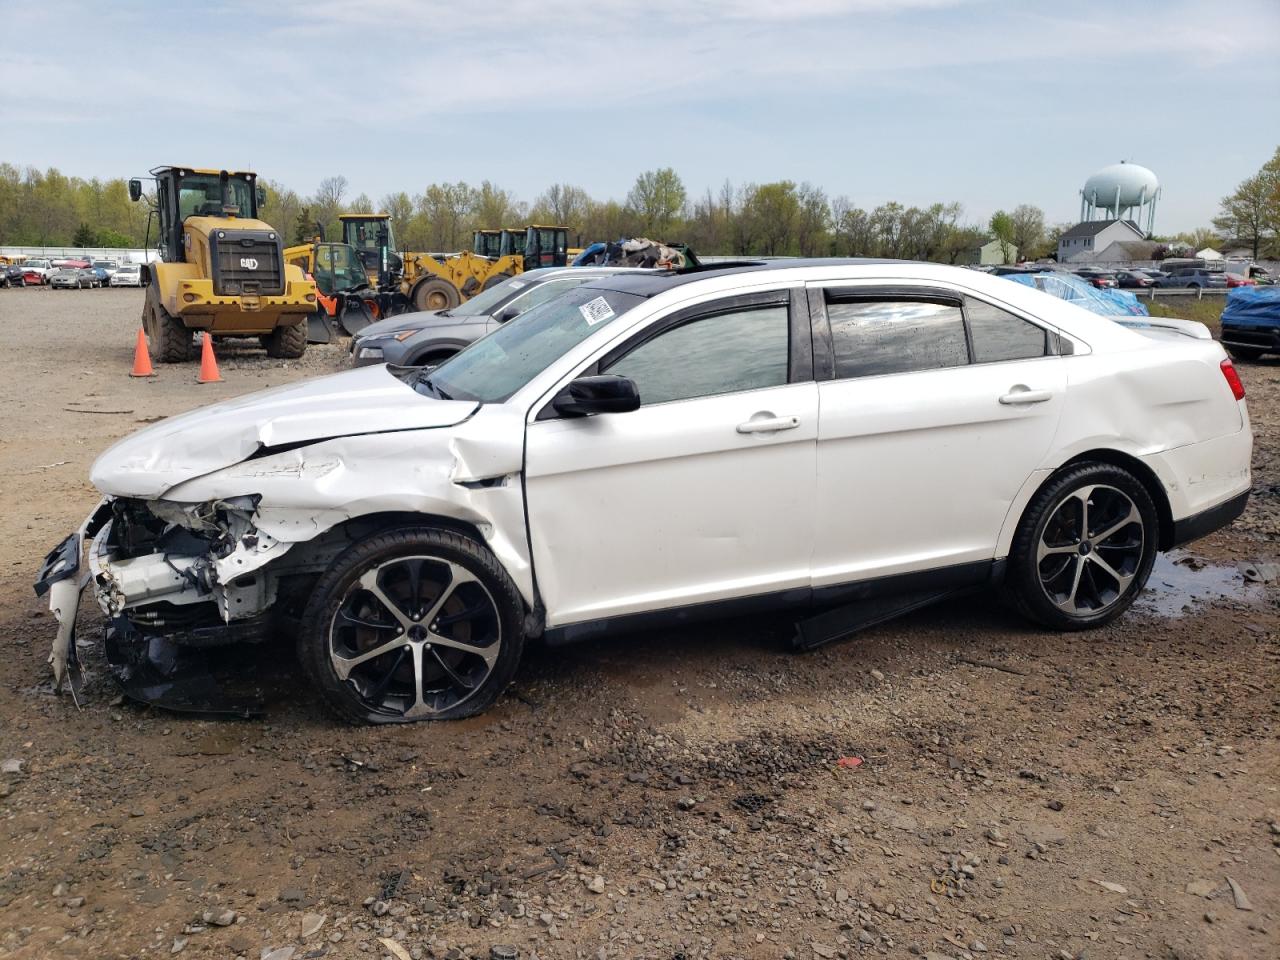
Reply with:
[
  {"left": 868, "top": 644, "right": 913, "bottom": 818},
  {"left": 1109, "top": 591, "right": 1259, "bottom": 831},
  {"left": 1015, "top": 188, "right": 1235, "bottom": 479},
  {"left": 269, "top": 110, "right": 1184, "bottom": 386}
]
[{"left": 3, "top": 148, "right": 1277, "bottom": 260}]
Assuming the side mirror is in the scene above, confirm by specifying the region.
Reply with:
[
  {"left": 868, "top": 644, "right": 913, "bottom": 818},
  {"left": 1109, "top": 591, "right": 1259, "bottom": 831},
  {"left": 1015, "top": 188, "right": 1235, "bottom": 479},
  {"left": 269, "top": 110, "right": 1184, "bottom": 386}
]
[
  {"left": 497, "top": 305, "right": 519, "bottom": 323},
  {"left": 256, "top": 186, "right": 267, "bottom": 209},
  {"left": 138, "top": 263, "right": 151, "bottom": 285},
  {"left": 128, "top": 179, "right": 143, "bottom": 202},
  {"left": 552, "top": 375, "right": 640, "bottom": 418}
]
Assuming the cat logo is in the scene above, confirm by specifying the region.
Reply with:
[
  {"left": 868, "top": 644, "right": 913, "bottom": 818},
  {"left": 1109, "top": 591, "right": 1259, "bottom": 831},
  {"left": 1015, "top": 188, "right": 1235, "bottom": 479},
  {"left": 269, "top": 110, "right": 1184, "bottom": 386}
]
[{"left": 239, "top": 257, "right": 259, "bottom": 270}]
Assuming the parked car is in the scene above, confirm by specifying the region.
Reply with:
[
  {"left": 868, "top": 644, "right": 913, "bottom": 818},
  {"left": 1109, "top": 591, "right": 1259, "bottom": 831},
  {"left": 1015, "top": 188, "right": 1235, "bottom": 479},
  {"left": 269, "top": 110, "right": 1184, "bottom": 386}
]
[
  {"left": 1220, "top": 286, "right": 1280, "bottom": 361},
  {"left": 1, "top": 264, "right": 26, "bottom": 287},
  {"left": 351, "top": 267, "right": 638, "bottom": 367},
  {"left": 1072, "top": 268, "right": 1118, "bottom": 289},
  {"left": 110, "top": 263, "right": 143, "bottom": 287},
  {"left": 1002, "top": 271, "right": 1149, "bottom": 317},
  {"left": 1223, "top": 272, "right": 1256, "bottom": 288},
  {"left": 1114, "top": 269, "right": 1156, "bottom": 289},
  {"left": 20, "top": 258, "right": 53, "bottom": 284},
  {"left": 92, "top": 259, "right": 120, "bottom": 281},
  {"left": 49, "top": 267, "right": 99, "bottom": 289},
  {"left": 1158, "top": 268, "right": 1228, "bottom": 289},
  {"left": 38, "top": 260, "right": 1252, "bottom": 724}
]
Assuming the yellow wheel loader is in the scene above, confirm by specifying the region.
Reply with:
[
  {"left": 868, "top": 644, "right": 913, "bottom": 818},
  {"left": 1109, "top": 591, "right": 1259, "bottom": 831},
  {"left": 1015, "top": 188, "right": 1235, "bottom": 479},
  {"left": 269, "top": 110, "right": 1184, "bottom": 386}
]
[{"left": 128, "top": 167, "right": 317, "bottom": 363}]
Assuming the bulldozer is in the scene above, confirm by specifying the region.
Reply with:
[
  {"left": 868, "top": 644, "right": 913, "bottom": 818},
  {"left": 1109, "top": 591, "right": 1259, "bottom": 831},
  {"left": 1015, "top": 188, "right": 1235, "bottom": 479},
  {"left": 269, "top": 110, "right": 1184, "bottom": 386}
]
[
  {"left": 339, "top": 214, "right": 570, "bottom": 313},
  {"left": 128, "top": 167, "right": 317, "bottom": 362}
]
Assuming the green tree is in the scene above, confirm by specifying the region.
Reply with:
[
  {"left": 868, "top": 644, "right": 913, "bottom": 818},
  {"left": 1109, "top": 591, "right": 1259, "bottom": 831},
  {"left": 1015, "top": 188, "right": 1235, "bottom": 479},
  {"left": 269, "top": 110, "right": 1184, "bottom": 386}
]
[
  {"left": 1214, "top": 171, "right": 1270, "bottom": 259},
  {"left": 1009, "top": 204, "right": 1046, "bottom": 259},
  {"left": 72, "top": 222, "right": 97, "bottom": 246},
  {"left": 625, "top": 168, "right": 686, "bottom": 238},
  {"left": 989, "top": 210, "right": 1016, "bottom": 263}
]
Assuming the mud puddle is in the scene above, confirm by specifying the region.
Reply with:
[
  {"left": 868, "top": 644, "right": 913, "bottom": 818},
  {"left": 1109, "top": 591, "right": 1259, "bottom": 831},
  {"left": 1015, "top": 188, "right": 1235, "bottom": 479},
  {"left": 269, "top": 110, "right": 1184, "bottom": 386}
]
[{"left": 1136, "top": 550, "right": 1270, "bottom": 617}]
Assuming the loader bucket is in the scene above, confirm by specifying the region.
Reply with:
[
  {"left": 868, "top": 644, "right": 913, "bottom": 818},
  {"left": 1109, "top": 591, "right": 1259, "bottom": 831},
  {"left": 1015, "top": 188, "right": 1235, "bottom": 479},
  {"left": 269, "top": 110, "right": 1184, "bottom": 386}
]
[
  {"left": 336, "top": 298, "right": 377, "bottom": 337},
  {"left": 307, "top": 309, "right": 336, "bottom": 344}
]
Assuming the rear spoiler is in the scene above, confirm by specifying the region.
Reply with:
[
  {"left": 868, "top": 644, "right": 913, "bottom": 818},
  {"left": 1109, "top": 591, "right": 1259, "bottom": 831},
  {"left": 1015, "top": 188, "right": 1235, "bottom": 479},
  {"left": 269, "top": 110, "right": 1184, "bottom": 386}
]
[{"left": 1114, "top": 317, "right": 1212, "bottom": 340}]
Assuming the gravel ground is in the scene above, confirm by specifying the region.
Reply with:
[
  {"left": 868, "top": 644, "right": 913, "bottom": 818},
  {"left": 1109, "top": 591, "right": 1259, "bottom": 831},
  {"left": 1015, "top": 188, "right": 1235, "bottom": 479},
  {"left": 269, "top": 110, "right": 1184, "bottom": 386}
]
[{"left": 0, "top": 285, "right": 1277, "bottom": 960}]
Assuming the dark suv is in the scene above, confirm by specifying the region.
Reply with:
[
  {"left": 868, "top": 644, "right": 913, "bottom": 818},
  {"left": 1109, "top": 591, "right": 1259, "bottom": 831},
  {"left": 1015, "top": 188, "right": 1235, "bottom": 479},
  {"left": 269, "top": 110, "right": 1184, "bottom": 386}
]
[
  {"left": 1, "top": 264, "right": 26, "bottom": 288},
  {"left": 1158, "top": 268, "right": 1228, "bottom": 289}
]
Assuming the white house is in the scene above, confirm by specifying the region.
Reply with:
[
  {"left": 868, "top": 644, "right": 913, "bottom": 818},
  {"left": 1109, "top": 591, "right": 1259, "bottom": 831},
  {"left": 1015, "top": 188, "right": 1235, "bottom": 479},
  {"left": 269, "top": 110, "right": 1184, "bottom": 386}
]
[{"left": 1058, "top": 219, "right": 1145, "bottom": 263}]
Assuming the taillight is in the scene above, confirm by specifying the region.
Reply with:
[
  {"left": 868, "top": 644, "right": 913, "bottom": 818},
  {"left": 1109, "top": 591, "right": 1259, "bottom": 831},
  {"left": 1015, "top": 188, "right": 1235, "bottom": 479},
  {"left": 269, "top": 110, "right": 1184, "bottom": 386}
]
[{"left": 1220, "top": 359, "right": 1246, "bottom": 401}]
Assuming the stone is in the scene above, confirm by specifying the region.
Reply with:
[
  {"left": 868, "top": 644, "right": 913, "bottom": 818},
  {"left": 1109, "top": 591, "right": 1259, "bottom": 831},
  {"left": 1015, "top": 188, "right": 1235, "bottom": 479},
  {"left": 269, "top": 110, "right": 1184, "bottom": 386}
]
[
  {"left": 261, "top": 949, "right": 295, "bottom": 960},
  {"left": 205, "top": 909, "right": 237, "bottom": 926},
  {"left": 812, "top": 945, "right": 837, "bottom": 959},
  {"left": 300, "top": 913, "right": 326, "bottom": 937},
  {"left": 586, "top": 875, "right": 606, "bottom": 894},
  {"left": 171, "top": 937, "right": 188, "bottom": 954},
  {"left": 1185, "top": 879, "right": 1217, "bottom": 898},
  {"left": 1, "top": 759, "right": 22, "bottom": 775}
]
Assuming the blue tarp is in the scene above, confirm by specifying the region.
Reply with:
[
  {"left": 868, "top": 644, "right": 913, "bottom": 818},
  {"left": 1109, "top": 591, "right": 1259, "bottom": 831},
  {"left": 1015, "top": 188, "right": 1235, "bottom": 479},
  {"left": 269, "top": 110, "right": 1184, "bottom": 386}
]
[
  {"left": 1221, "top": 285, "right": 1280, "bottom": 327},
  {"left": 1002, "top": 272, "right": 1150, "bottom": 317}
]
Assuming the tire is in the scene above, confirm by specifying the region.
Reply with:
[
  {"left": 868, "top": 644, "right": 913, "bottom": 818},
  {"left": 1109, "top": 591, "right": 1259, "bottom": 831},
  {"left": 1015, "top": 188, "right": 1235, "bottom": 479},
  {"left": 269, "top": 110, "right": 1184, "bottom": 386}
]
[
  {"left": 1006, "top": 463, "right": 1158, "bottom": 631},
  {"left": 482, "top": 271, "right": 513, "bottom": 291},
  {"left": 1225, "top": 345, "right": 1264, "bottom": 362},
  {"left": 263, "top": 318, "right": 307, "bottom": 359},
  {"left": 145, "top": 288, "right": 197, "bottom": 363},
  {"left": 297, "top": 526, "right": 525, "bottom": 724},
  {"left": 413, "top": 278, "right": 460, "bottom": 312}
]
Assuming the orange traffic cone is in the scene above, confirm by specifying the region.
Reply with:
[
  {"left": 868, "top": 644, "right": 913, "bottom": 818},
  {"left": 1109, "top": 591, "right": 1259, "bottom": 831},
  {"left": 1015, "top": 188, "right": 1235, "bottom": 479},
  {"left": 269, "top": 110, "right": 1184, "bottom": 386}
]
[
  {"left": 129, "top": 327, "right": 154, "bottom": 378},
  {"left": 197, "top": 333, "right": 222, "bottom": 383}
]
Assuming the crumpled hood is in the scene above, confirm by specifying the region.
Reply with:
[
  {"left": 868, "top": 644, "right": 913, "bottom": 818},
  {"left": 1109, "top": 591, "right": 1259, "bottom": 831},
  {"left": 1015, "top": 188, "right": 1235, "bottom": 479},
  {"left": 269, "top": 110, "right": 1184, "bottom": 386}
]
[{"left": 91, "top": 364, "right": 478, "bottom": 498}]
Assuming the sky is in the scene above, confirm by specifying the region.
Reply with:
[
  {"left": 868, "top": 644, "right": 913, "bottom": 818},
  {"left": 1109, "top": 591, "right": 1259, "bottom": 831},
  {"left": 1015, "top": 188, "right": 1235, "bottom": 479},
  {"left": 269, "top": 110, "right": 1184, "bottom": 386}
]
[{"left": 2, "top": 0, "right": 1278, "bottom": 234}]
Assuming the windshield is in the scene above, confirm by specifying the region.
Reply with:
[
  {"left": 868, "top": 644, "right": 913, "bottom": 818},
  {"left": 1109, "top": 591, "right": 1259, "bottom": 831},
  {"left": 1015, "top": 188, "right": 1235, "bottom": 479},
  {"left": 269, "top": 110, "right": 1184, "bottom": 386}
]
[
  {"left": 447, "top": 274, "right": 531, "bottom": 317},
  {"left": 425, "top": 286, "right": 646, "bottom": 403},
  {"left": 29, "top": 260, "right": 50, "bottom": 268},
  {"left": 93, "top": 261, "right": 115, "bottom": 268},
  {"left": 177, "top": 174, "right": 255, "bottom": 220}
]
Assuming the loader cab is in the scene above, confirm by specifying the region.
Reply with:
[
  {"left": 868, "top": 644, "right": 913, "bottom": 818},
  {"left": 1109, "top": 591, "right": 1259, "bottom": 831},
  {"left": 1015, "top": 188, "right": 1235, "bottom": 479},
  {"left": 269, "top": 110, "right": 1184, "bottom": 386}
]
[
  {"left": 130, "top": 167, "right": 262, "bottom": 264},
  {"left": 498, "top": 228, "right": 526, "bottom": 258},
  {"left": 523, "top": 225, "right": 569, "bottom": 270},
  {"left": 474, "top": 230, "right": 502, "bottom": 259},
  {"left": 340, "top": 214, "right": 402, "bottom": 282},
  {"left": 310, "top": 242, "right": 370, "bottom": 296}
]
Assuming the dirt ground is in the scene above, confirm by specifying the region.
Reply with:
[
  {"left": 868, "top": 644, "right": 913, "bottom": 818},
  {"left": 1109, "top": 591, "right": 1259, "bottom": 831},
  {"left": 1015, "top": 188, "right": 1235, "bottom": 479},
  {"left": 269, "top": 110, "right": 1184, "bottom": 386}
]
[{"left": 0, "top": 285, "right": 1276, "bottom": 960}]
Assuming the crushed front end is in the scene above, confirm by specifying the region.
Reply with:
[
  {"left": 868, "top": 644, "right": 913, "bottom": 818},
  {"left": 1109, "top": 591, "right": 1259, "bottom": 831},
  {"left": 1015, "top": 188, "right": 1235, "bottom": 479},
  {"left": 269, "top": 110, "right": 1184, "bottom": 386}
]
[{"left": 36, "top": 496, "right": 297, "bottom": 716}]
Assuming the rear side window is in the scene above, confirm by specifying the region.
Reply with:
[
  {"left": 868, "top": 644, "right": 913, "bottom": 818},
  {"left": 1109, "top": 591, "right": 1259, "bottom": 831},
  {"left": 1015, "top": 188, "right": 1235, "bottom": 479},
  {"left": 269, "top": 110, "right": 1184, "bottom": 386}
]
[
  {"left": 965, "top": 298, "right": 1049, "bottom": 362},
  {"left": 827, "top": 298, "right": 968, "bottom": 379},
  {"left": 605, "top": 305, "right": 790, "bottom": 405}
]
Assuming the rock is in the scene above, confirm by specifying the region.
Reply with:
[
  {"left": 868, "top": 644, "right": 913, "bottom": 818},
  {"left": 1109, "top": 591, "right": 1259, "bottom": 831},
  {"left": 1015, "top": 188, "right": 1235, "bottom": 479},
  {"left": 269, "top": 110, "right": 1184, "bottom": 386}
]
[
  {"left": 52, "top": 882, "right": 68, "bottom": 897},
  {"left": 370, "top": 900, "right": 389, "bottom": 916},
  {"left": 171, "top": 937, "right": 188, "bottom": 954},
  {"left": 64, "top": 896, "right": 85, "bottom": 909},
  {"left": 812, "top": 945, "right": 838, "bottom": 959},
  {"left": 586, "top": 875, "right": 606, "bottom": 894},
  {"left": 278, "top": 887, "right": 305, "bottom": 903},
  {"left": 1185, "top": 879, "right": 1217, "bottom": 898},
  {"left": 677, "top": 797, "right": 697, "bottom": 811},
  {"left": 204, "top": 909, "right": 237, "bottom": 926},
  {"left": 261, "top": 949, "right": 295, "bottom": 960},
  {"left": 1226, "top": 876, "right": 1253, "bottom": 911},
  {"left": 490, "top": 947, "right": 518, "bottom": 960},
  {"left": 869, "top": 669, "right": 885, "bottom": 683},
  {"left": 1, "top": 758, "right": 22, "bottom": 775},
  {"left": 1046, "top": 799, "right": 1065, "bottom": 811},
  {"left": 300, "top": 913, "right": 326, "bottom": 937}
]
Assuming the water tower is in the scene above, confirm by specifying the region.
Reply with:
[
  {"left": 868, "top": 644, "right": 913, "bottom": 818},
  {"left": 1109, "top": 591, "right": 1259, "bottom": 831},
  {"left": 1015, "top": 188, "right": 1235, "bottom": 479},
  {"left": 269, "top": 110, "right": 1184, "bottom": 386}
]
[{"left": 1079, "top": 161, "right": 1160, "bottom": 235}]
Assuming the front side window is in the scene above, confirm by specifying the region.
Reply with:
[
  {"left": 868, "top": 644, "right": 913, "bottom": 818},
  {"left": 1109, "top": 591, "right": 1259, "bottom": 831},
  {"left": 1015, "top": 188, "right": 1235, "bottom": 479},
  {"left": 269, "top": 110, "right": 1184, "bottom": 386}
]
[
  {"left": 827, "top": 297, "right": 968, "bottom": 379},
  {"left": 965, "top": 298, "right": 1049, "bottom": 362},
  {"left": 604, "top": 304, "right": 790, "bottom": 405}
]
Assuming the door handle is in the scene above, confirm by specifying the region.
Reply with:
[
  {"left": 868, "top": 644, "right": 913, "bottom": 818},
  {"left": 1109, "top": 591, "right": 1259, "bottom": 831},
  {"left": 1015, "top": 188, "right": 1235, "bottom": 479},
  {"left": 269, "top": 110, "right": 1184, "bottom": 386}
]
[
  {"left": 737, "top": 414, "right": 800, "bottom": 434},
  {"left": 998, "top": 386, "right": 1053, "bottom": 405}
]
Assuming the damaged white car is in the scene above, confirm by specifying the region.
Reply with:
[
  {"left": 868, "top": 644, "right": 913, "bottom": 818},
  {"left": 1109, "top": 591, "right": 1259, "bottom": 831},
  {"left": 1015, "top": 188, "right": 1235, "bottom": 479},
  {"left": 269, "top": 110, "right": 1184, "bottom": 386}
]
[{"left": 37, "top": 260, "right": 1253, "bottom": 723}]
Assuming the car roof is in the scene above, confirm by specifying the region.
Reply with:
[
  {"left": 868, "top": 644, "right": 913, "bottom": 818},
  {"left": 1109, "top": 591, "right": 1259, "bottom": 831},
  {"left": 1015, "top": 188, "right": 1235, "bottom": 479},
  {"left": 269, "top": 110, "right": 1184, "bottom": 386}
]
[{"left": 575, "top": 258, "right": 903, "bottom": 297}]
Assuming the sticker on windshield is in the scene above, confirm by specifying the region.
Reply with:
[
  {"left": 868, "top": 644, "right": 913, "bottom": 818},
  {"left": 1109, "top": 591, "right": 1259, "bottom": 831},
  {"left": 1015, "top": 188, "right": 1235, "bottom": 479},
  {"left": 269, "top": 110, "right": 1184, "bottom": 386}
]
[
  {"left": 508, "top": 280, "right": 525, "bottom": 289},
  {"left": 579, "top": 296, "right": 615, "bottom": 326}
]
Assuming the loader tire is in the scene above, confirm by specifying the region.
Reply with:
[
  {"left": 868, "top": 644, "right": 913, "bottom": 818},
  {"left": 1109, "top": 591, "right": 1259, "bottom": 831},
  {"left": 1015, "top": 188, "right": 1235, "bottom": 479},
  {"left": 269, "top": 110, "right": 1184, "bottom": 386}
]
[
  {"left": 146, "top": 292, "right": 197, "bottom": 363},
  {"left": 263, "top": 317, "right": 308, "bottom": 359},
  {"left": 482, "top": 271, "right": 513, "bottom": 291},
  {"left": 413, "top": 278, "right": 460, "bottom": 313}
]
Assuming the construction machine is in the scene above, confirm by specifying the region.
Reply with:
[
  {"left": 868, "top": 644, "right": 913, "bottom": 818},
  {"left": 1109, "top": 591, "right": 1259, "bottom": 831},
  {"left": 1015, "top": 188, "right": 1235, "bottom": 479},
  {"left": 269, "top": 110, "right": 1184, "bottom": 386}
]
[
  {"left": 340, "top": 214, "right": 570, "bottom": 312},
  {"left": 128, "top": 167, "right": 317, "bottom": 362},
  {"left": 283, "top": 236, "right": 409, "bottom": 339}
]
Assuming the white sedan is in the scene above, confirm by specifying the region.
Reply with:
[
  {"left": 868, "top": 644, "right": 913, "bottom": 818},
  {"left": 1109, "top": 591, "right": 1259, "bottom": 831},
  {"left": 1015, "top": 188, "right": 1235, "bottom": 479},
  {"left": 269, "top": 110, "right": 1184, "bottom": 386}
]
[{"left": 37, "top": 260, "right": 1252, "bottom": 723}]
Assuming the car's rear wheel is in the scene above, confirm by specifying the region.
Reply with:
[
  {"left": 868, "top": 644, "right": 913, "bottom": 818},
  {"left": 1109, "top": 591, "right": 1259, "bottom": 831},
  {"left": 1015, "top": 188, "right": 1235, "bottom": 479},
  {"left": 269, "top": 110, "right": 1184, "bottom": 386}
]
[
  {"left": 297, "top": 527, "right": 525, "bottom": 724},
  {"left": 1007, "top": 463, "right": 1157, "bottom": 631},
  {"left": 1225, "top": 345, "right": 1264, "bottom": 362}
]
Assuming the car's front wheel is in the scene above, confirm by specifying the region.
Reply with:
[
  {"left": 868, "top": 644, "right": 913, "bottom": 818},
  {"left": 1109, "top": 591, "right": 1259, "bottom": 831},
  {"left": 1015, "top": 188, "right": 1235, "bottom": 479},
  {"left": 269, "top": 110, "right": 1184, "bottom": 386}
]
[
  {"left": 1007, "top": 463, "right": 1158, "bottom": 631},
  {"left": 297, "top": 526, "right": 525, "bottom": 723}
]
